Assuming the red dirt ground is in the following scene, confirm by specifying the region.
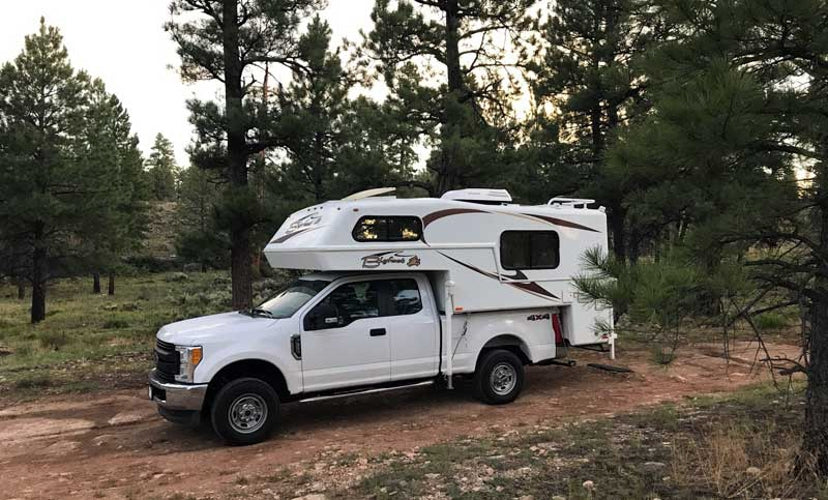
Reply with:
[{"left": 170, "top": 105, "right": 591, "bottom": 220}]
[{"left": 0, "top": 341, "right": 802, "bottom": 500}]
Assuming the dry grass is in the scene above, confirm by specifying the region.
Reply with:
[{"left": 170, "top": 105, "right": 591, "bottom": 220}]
[
  {"left": 672, "top": 420, "right": 810, "bottom": 499},
  {"left": 259, "top": 384, "right": 825, "bottom": 500}
]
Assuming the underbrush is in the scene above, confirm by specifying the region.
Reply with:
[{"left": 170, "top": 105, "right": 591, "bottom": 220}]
[
  {"left": 0, "top": 271, "right": 289, "bottom": 399},
  {"left": 323, "top": 384, "right": 826, "bottom": 500}
]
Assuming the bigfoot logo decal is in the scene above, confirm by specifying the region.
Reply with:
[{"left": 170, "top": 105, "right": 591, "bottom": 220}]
[
  {"left": 270, "top": 213, "right": 323, "bottom": 244},
  {"left": 361, "top": 251, "right": 422, "bottom": 269},
  {"left": 287, "top": 213, "right": 322, "bottom": 231}
]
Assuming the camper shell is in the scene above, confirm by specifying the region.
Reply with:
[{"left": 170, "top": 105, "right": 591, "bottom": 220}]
[{"left": 264, "top": 188, "right": 615, "bottom": 353}]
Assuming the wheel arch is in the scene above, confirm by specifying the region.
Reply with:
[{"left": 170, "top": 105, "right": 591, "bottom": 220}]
[
  {"left": 203, "top": 359, "right": 289, "bottom": 412},
  {"left": 477, "top": 334, "right": 532, "bottom": 367}
]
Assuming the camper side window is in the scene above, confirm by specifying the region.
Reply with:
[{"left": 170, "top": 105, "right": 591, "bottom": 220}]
[
  {"left": 352, "top": 216, "right": 422, "bottom": 242},
  {"left": 500, "top": 231, "right": 560, "bottom": 270}
]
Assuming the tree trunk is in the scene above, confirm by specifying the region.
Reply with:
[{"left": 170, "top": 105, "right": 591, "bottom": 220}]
[
  {"left": 16, "top": 280, "right": 25, "bottom": 300},
  {"left": 608, "top": 203, "right": 626, "bottom": 261},
  {"left": 31, "top": 244, "right": 46, "bottom": 323},
  {"left": 804, "top": 289, "right": 828, "bottom": 474},
  {"left": 802, "top": 162, "right": 828, "bottom": 474},
  {"left": 629, "top": 225, "right": 641, "bottom": 264},
  {"left": 437, "top": 0, "right": 463, "bottom": 195},
  {"left": 107, "top": 272, "right": 115, "bottom": 296},
  {"left": 92, "top": 272, "right": 101, "bottom": 294},
  {"left": 223, "top": 0, "right": 253, "bottom": 310}
]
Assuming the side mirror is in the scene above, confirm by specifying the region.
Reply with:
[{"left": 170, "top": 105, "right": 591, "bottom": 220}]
[{"left": 305, "top": 303, "right": 340, "bottom": 330}]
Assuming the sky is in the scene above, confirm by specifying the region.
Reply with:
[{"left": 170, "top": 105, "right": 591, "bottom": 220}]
[{"left": 0, "top": 0, "right": 377, "bottom": 165}]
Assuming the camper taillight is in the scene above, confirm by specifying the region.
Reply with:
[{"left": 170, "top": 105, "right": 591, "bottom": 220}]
[{"left": 552, "top": 313, "right": 564, "bottom": 345}]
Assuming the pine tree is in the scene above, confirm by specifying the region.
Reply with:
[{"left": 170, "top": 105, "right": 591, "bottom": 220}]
[
  {"left": 80, "top": 80, "right": 149, "bottom": 295},
  {"left": 275, "top": 16, "right": 352, "bottom": 204},
  {"left": 166, "top": 0, "right": 323, "bottom": 310},
  {"left": 146, "top": 133, "right": 178, "bottom": 201},
  {"left": 273, "top": 16, "right": 419, "bottom": 205},
  {"left": 532, "top": 0, "right": 668, "bottom": 261},
  {"left": 176, "top": 166, "right": 226, "bottom": 271},
  {"left": 0, "top": 20, "right": 144, "bottom": 322},
  {"left": 363, "top": 0, "right": 536, "bottom": 194},
  {"left": 610, "top": 0, "right": 828, "bottom": 475}
]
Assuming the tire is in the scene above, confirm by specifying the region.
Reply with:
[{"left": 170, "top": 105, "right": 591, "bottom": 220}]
[
  {"left": 473, "top": 349, "right": 524, "bottom": 404},
  {"left": 210, "top": 377, "right": 279, "bottom": 445}
]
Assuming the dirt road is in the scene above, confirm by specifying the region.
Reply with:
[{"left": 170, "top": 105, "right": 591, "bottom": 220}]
[{"left": 0, "top": 341, "right": 801, "bottom": 500}]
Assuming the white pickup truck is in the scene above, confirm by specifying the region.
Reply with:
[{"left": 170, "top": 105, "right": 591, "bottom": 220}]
[{"left": 150, "top": 271, "right": 560, "bottom": 445}]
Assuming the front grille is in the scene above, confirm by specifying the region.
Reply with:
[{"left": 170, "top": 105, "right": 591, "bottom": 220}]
[{"left": 155, "top": 338, "right": 179, "bottom": 383}]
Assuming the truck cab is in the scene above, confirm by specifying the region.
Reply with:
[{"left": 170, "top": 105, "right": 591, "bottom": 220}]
[{"left": 150, "top": 270, "right": 552, "bottom": 444}]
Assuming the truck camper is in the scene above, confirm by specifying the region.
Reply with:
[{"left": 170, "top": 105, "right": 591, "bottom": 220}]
[{"left": 149, "top": 188, "right": 615, "bottom": 444}]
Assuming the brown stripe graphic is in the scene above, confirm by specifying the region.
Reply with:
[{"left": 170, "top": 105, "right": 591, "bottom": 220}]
[
  {"left": 437, "top": 251, "right": 558, "bottom": 301},
  {"left": 509, "top": 281, "right": 558, "bottom": 299},
  {"left": 270, "top": 226, "right": 319, "bottom": 244},
  {"left": 520, "top": 213, "right": 599, "bottom": 233},
  {"left": 422, "top": 208, "right": 488, "bottom": 228}
]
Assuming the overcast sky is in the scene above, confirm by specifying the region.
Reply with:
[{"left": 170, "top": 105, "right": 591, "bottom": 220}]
[{"left": 0, "top": 0, "right": 376, "bottom": 165}]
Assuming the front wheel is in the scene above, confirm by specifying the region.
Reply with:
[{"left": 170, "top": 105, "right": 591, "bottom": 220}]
[
  {"left": 210, "top": 377, "right": 279, "bottom": 445},
  {"left": 474, "top": 349, "right": 525, "bottom": 404}
]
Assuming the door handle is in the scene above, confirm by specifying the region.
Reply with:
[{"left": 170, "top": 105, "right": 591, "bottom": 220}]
[{"left": 370, "top": 328, "right": 386, "bottom": 337}]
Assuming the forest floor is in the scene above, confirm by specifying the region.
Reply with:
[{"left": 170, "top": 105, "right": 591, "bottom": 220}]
[
  {"left": 0, "top": 336, "right": 818, "bottom": 500},
  {"left": 0, "top": 271, "right": 245, "bottom": 399}
]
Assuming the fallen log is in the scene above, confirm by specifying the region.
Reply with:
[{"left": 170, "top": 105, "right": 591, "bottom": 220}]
[{"left": 587, "top": 363, "right": 634, "bottom": 373}]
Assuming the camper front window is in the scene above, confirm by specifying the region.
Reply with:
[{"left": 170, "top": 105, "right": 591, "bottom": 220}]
[{"left": 352, "top": 216, "right": 422, "bottom": 242}]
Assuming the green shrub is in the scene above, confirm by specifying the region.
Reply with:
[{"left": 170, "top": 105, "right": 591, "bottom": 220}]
[
  {"left": 136, "top": 287, "right": 152, "bottom": 301},
  {"left": 103, "top": 318, "right": 130, "bottom": 329},
  {"left": 15, "top": 372, "right": 53, "bottom": 389},
  {"left": 650, "top": 345, "right": 676, "bottom": 365},
  {"left": 165, "top": 272, "right": 189, "bottom": 282},
  {"left": 754, "top": 312, "right": 788, "bottom": 330},
  {"left": 13, "top": 343, "right": 33, "bottom": 357},
  {"left": 40, "top": 331, "right": 69, "bottom": 351}
]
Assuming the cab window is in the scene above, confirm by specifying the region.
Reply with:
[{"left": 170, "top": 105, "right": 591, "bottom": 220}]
[{"left": 304, "top": 279, "right": 422, "bottom": 330}]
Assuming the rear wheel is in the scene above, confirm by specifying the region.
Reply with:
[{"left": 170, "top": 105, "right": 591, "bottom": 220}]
[
  {"left": 474, "top": 349, "right": 524, "bottom": 404},
  {"left": 210, "top": 377, "right": 279, "bottom": 445}
]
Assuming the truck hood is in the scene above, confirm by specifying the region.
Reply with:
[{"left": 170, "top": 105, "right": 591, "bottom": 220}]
[{"left": 157, "top": 311, "right": 275, "bottom": 345}]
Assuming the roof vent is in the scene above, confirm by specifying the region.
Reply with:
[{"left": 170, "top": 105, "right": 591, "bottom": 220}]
[{"left": 441, "top": 188, "right": 512, "bottom": 205}]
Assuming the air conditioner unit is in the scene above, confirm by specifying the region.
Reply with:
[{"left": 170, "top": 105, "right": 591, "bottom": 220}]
[{"left": 440, "top": 188, "right": 512, "bottom": 205}]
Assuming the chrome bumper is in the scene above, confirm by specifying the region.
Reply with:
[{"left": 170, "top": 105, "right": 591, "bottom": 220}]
[{"left": 148, "top": 369, "right": 208, "bottom": 411}]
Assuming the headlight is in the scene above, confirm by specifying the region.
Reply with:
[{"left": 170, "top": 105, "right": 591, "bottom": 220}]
[{"left": 175, "top": 346, "right": 203, "bottom": 383}]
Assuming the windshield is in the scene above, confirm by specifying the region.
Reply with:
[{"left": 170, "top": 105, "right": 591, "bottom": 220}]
[{"left": 256, "top": 278, "right": 330, "bottom": 319}]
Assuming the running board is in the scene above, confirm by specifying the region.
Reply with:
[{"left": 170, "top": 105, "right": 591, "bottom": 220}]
[{"left": 298, "top": 380, "right": 434, "bottom": 404}]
